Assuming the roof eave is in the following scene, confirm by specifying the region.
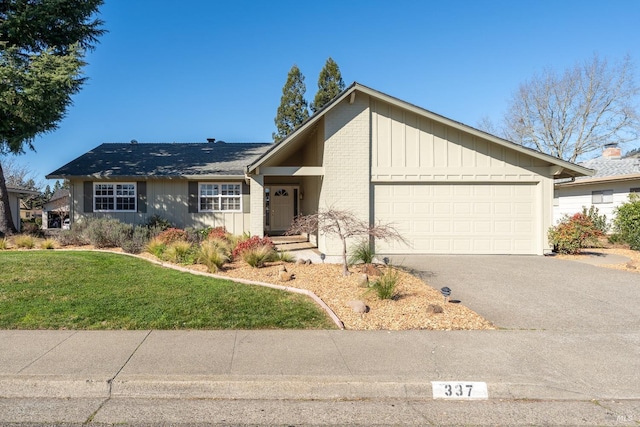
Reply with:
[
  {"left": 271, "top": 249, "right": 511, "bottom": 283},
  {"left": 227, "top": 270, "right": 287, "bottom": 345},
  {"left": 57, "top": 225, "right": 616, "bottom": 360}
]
[{"left": 555, "top": 173, "right": 640, "bottom": 187}]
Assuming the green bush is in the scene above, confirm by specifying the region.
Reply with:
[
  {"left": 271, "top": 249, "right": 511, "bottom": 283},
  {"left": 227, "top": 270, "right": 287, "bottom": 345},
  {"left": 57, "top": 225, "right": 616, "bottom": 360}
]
[
  {"left": 84, "top": 217, "right": 132, "bottom": 248},
  {"left": 548, "top": 213, "right": 603, "bottom": 254},
  {"left": 57, "top": 227, "right": 90, "bottom": 246},
  {"left": 274, "top": 251, "right": 295, "bottom": 263},
  {"left": 21, "top": 221, "right": 42, "bottom": 237},
  {"left": 369, "top": 267, "right": 400, "bottom": 300},
  {"left": 144, "top": 214, "right": 172, "bottom": 231},
  {"left": 156, "top": 228, "right": 189, "bottom": 245},
  {"left": 613, "top": 194, "right": 640, "bottom": 250},
  {"left": 581, "top": 205, "right": 609, "bottom": 233},
  {"left": 122, "top": 226, "right": 150, "bottom": 254},
  {"left": 348, "top": 240, "right": 374, "bottom": 265}
]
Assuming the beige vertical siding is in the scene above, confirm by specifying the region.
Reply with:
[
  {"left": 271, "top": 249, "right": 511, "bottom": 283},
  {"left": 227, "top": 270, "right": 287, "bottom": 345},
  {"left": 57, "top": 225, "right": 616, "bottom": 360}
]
[{"left": 71, "top": 179, "right": 250, "bottom": 235}]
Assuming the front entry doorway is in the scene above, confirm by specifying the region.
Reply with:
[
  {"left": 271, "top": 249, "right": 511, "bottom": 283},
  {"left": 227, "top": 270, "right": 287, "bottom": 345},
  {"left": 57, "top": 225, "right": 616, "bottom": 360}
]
[{"left": 265, "top": 186, "right": 299, "bottom": 234}]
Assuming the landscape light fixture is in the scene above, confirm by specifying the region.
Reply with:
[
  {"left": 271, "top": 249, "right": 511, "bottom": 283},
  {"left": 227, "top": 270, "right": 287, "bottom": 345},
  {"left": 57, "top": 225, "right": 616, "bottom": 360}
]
[{"left": 320, "top": 253, "right": 326, "bottom": 263}]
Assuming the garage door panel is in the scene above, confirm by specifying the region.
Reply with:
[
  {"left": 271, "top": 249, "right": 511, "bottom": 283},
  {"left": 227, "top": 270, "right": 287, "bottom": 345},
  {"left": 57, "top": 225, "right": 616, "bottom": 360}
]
[{"left": 374, "top": 183, "right": 538, "bottom": 254}]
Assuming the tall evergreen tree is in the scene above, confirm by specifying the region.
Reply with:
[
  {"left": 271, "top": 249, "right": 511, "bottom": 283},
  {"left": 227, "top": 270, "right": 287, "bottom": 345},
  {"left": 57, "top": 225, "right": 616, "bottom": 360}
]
[
  {"left": 273, "top": 65, "right": 309, "bottom": 143},
  {"left": 0, "top": 0, "right": 104, "bottom": 235},
  {"left": 310, "top": 57, "right": 345, "bottom": 114}
]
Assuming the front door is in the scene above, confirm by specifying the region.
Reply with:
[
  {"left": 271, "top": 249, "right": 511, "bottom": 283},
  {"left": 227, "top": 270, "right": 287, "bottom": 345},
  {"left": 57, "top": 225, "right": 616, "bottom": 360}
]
[{"left": 268, "top": 186, "right": 297, "bottom": 232}]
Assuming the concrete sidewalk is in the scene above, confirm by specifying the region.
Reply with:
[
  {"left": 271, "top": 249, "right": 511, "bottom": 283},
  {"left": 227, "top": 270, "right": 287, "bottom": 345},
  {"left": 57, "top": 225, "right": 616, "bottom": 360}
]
[{"left": 1, "top": 329, "right": 639, "bottom": 402}]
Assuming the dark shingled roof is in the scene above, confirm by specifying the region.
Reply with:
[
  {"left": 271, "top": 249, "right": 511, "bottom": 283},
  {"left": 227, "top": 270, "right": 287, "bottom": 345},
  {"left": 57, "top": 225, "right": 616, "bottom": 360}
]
[{"left": 47, "top": 142, "right": 272, "bottom": 179}]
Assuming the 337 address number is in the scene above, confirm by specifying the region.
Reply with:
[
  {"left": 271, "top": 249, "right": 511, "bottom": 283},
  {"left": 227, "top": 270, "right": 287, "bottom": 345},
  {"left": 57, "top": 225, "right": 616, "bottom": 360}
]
[{"left": 431, "top": 381, "right": 488, "bottom": 400}]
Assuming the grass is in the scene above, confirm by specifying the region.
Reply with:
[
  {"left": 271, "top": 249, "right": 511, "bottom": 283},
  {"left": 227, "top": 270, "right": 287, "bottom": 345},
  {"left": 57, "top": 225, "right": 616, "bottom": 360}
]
[{"left": 0, "top": 251, "right": 336, "bottom": 330}]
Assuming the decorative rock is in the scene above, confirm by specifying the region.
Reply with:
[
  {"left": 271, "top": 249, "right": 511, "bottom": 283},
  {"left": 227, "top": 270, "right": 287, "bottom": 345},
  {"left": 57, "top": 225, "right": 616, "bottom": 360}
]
[
  {"left": 296, "top": 258, "right": 305, "bottom": 265},
  {"left": 357, "top": 274, "right": 369, "bottom": 288},
  {"left": 362, "top": 263, "right": 382, "bottom": 277},
  {"left": 278, "top": 265, "right": 287, "bottom": 272},
  {"left": 626, "top": 262, "right": 637, "bottom": 270},
  {"left": 304, "top": 259, "right": 312, "bottom": 265},
  {"left": 279, "top": 271, "right": 294, "bottom": 281},
  {"left": 347, "top": 300, "right": 369, "bottom": 314},
  {"left": 426, "top": 304, "right": 444, "bottom": 314}
]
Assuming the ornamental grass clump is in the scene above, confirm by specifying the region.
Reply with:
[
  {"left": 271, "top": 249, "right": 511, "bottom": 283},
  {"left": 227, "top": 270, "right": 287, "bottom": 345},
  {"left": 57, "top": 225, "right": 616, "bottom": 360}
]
[
  {"left": 197, "top": 238, "right": 231, "bottom": 272},
  {"left": 241, "top": 245, "right": 276, "bottom": 268},
  {"left": 348, "top": 240, "right": 374, "bottom": 265},
  {"left": 369, "top": 266, "right": 400, "bottom": 300},
  {"left": 146, "top": 237, "right": 166, "bottom": 258},
  {"left": 0, "top": 238, "right": 8, "bottom": 250},
  {"left": 232, "top": 236, "right": 275, "bottom": 260},
  {"left": 163, "top": 240, "right": 195, "bottom": 264},
  {"left": 548, "top": 212, "right": 603, "bottom": 254},
  {"left": 14, "top": 235, "right": 35, "bottom": 249},
  {"left": 40, "top": 239, "right": 56, "bottom": 249}
]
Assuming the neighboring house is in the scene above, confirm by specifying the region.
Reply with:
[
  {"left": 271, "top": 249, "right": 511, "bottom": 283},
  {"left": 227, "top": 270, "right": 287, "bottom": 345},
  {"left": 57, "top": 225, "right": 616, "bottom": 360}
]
[
  {"left": 42, "top": 189, "right": 71, "bottom": 229},
  {"left": 19, "top": 199, "right": 42, "bottom": 222},
  {"left": 47, "top": 82, "right": 591, "bottom": 256},
  {"left": 554, "top": 144, "right": 640, "bottom": 226},
  {"left": 5, "top": 187, "right": 39, "bottom": 232}
]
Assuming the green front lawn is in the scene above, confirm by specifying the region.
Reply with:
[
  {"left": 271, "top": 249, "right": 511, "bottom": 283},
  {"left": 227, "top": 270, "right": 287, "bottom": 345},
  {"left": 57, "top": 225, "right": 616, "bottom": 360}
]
[{"left": 0, "top": 251, "right": 335, "bottom": 330}]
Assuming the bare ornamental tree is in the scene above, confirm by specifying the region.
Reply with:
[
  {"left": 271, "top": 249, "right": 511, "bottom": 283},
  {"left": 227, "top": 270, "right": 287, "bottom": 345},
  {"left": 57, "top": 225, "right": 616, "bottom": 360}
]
[
  {"left": 502, "top": 54, "right": 640, "bottom": 162},
  {"left": 286, "top": 209, "right": 405, "bottom": 276}
]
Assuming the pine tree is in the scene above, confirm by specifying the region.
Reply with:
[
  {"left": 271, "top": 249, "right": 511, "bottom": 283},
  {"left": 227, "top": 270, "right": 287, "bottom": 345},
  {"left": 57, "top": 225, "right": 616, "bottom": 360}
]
[
  {"left": 272, "top": 65, "right": 309, "bottom": 143},
  {"left": 310, "top": 57, "right": 345, "bottom": 114},
  {"left": 0, "top": 0, "right": 104, "bottom": 235}
]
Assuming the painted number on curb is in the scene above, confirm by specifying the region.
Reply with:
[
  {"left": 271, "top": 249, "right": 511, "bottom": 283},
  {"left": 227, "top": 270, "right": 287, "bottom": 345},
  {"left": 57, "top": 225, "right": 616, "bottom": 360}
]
[{"left": 431, "top": 381, "right": 488, "bottom": 400}]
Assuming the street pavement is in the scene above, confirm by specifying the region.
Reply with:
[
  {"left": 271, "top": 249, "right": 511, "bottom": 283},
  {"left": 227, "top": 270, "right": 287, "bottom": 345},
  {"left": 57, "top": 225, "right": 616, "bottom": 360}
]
[{"left": 0, "top": 253, "right": 639, "bottom": 425}]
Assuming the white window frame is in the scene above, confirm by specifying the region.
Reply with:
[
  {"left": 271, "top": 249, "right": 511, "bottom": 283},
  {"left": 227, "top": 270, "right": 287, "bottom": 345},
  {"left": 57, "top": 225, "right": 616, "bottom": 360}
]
[
  {"left": 592, "top": 190, "right": 613, "bottom": 204},
  {"left": 94, "top": 182, "right": 137, "bottom": 212},
  {"left": 199, "top": 183, "right": 242, "bottom": 212}
]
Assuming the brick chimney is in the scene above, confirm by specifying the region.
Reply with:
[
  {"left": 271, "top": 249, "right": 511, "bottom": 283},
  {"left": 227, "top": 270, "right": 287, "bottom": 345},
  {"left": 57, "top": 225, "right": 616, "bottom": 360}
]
[{"left": 602, "top": 143, "right": 621, "bottom": 159}]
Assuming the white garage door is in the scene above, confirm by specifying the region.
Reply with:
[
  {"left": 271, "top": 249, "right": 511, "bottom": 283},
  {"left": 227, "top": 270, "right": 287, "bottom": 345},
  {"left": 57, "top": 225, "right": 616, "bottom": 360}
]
[{"left": 374, "top": 183, "right": 539, "bottom": 254}]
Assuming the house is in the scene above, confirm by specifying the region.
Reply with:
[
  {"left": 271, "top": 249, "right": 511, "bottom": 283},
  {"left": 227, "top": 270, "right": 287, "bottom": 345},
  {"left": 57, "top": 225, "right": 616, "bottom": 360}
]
[
  {"left": 554, "top": 143, "right": 640, "bottom": 226},
  {"left": 19, "top": 199, "right": 42, "bottom": 222},
  {"left": 5, "top": 186, "right": 39, "bottom": 233},
  {"left": 47, "top": 83, "right": 591, "bottom": 255},
  {"left": 42, "top": 189, "right": 71, "bottom": 228}
]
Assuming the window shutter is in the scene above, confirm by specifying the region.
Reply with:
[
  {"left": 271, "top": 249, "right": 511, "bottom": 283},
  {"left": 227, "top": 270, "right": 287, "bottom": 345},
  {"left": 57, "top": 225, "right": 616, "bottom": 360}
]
[
  {"left": 137, "top": 181, "right": 147, "bottom": 213},
  {"left": 188, "top": 181, "right": 198, "bottom": 213},
  {"left": 83, "top": 181, "right": 93, "bottom": 213}
]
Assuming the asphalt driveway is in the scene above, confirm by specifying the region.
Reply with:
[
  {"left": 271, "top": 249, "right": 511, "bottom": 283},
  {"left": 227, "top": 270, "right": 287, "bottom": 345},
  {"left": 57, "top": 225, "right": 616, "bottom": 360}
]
[{"left": 391, "top": 255, "right": 640, "bottom": 332}]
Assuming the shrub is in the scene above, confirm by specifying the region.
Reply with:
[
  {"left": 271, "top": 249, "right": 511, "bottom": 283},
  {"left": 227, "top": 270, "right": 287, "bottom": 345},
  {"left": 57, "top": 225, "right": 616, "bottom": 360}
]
[
  {"left": 613, "top": 194, "right": 640, "bottom": 250},
  {"left": 241, "top": 245, "right": 276, "bottom": 268},
  {"left": 348, "top": 240, "right": 374, "bottom": 265},
  {"left": 163, "top": 241, "right": 195, "bottom": 264},
  {"left": 57, "top": 228, "right": 89, "bottom": 246},
  {"left": 0, "top": 238, "right": 7, "bottom": 250},
  {"left": 207, "top": 226, "right": 229, "bottom": 241},
  {"left": 581, "top": 205, "right": 609, "bottom": 233},
  {"left": 14, "top": 235, "right": 35, "bottom": 249},
  {"left": 21, "top": 221, "right": 43, "bottom": 237},
  {"left": 40, "top": 239, "right": 56, "bottom": 249},
  {"left": 197, "top": 238, "right": 231, "bottom": 272},
  {"left": 369, "top": 267, "right": 400, "bottom": 300},
  {"left": 144, "top": 214, "right": 173, "bottom": 231},
  {"left": 84, "top": 217, "right": 132, "bottom": 248},
  {"left": 146, "top": 237, "right": 166, "bottom": 258},
  {"left": 548, "top": 213, "right": 603, "bottom": 254},
  {"left": 122, "top": 226, "right": 150, "bottom": 254},
  {"left": 156, "top": 228, "right": 189, "bottom": 245},
  {"left": 232, "top": 235, "right": 275, "bottom": 260}
]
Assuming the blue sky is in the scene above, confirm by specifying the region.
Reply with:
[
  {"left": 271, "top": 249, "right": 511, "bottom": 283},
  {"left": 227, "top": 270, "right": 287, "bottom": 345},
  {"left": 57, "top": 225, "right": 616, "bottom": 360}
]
[{"left": 12, "top": 0, "right": 640, "bottom": 186}]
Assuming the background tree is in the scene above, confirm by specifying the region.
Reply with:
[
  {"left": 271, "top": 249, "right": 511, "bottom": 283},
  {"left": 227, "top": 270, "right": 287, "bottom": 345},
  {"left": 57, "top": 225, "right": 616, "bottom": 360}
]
[
  {"left": 310, "top": 57, "right": 345, "bottom": 113},
  {"left": 286, "top": 208, "right": 405, "bottom": 277},
  {"left": 0, "top": 0, "right": 104, "bottom": 235},
  {"left": 272, "top": 65, "right": 309, "bottom": 143},
  {"left": 501, "top": 54, "right": 640, "bottom": 162}
]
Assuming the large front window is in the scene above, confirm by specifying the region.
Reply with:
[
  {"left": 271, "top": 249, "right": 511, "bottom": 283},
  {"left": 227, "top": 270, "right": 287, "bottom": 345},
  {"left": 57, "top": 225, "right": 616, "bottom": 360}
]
[
  {"left": 199, "top": 183, "right": 241, "bottom": 212},
  {"left": 94, "top": 183, "right": 136, "bottom": 212}
]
